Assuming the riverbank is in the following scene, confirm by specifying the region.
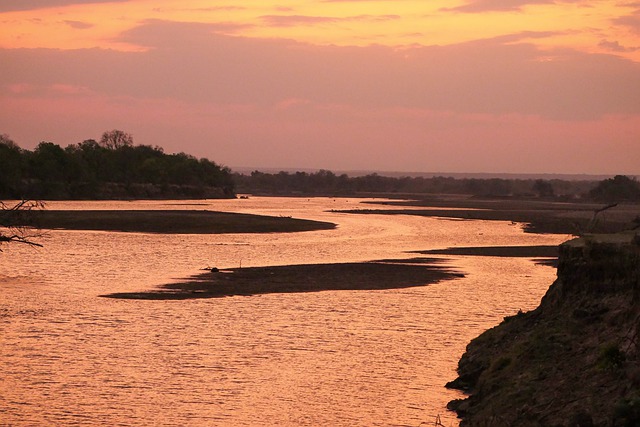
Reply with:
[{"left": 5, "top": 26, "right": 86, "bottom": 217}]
[
  {"left": 446, "top": 232, "right": 640, "bottom": 426},
  {"left": 26, "top": 209, "right": 336, "bottom": 234},
  {"left": 17, "top": 195, "right": 638, "bottom": 236},
  {"left": 102, "top": 259, "right": 463, "bottom": 299},
  {"left": 339, "top": 196, "right": 640, "bottom": 235},
  {"left": 417, "top": 245, "right": 560, "bottom": 267}
]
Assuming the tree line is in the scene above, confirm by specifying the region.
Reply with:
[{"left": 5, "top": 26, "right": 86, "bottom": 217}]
[
  {"left": 0, "top": 130, "right": 235, "bottom": 199},
  {"left": 234, "top": 170, "right": 640, "bottom": 202},
  {"left": 2, "top": 130, "right": 638, "bottom": 202}
]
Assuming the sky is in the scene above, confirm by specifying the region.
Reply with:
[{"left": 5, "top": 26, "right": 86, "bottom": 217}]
[{"left": 1, "top": 0, "right": 639, "bottom": 174}]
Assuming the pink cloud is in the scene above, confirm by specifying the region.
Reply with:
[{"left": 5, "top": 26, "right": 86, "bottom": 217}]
[
  {"left": 1, "top": 20, "right": 639, "bottom": 173},
  {"left": 598, "top": 39, "right": 639, "bottom": 52},
  {"left": 63, "top": 20, "right": 94, "bottom": 29},
  {"left": 2, "top": 21, "right": 639, "bottom": 121},
  {"left": 151, "top": 6, "right": 245, "bottom": 13},
  {"left": 259, "top": 13, "right": 400, "bottom": 27},
  {"left": 2, "top": 90, "right": 639, "bottom": 174},
  {"left": 614, "top": 9, "right": 640, "bottom": 33},
  {"left": 441, "top": 0, "right": 561, "bottom": 13},
  {"left": 259, "top": 15, "right": 340, "bottom": 27}
]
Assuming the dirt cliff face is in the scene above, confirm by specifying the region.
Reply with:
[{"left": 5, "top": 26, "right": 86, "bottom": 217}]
[{"left": 447, "top": 232, "right": 640, "bottom": 427}]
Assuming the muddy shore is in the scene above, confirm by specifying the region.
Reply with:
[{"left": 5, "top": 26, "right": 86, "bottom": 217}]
[{"left": 337, "top": 197, "right": 639, "bottom": 235}]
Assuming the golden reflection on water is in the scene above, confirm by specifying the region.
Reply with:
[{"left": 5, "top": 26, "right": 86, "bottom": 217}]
[{"left": 0, "top": 197, "right": 567, "bottom": 426}]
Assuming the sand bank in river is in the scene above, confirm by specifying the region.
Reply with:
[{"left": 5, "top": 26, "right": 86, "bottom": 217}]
[
  {"left": 27, "top": 209, "right": 336, "bottom": 234},
  {"left": 102, "top": 259, "right": 464, "bottom": 300}
]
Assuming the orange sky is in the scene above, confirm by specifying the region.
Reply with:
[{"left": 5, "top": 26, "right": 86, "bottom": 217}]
[
  {"left": 2, "top": 1, "right": 639, "bottom": 59},
  {"left": 1, "top": 0, "right": 639, "bottom": 174}
]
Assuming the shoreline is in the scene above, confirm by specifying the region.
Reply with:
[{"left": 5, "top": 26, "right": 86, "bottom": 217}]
[
  {"left": 337, "top": 197, "right": 639, "bottom": 235},
  {"left": 19, "top": 195, "right": 637, "bottom": 236}
]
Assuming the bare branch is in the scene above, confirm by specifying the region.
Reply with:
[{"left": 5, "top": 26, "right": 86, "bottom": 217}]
[{"left": 0, "top": 199, "right": 46, "bottom": 251}]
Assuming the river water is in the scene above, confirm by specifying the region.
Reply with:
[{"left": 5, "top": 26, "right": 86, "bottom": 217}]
[{"left": 0, "top": 197, "right": 568, "bottom": 426}]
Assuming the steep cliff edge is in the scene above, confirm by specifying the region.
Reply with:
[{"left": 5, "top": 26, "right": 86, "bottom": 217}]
[{"left": 447, "top": 231, "right": 640, "bottom": 426}]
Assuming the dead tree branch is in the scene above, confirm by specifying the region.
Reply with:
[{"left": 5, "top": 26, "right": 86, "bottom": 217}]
[{"left": 0, "top": 200, "right": 45, "bottom": 251}]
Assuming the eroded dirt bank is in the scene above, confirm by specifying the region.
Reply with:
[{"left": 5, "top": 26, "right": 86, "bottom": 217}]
[{"left": 447, "top": 232, "right": 640, "bottom": 426}]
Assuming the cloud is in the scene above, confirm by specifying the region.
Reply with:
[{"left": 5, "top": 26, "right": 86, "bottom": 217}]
[
  {"left": 2, "top": 20, "right": 639, "bottom": 173},
  {"left": 355, "top": 14, "right": 401, "bottom": 22},
  {"left": 259, "top": 14, "right": 400, "bottom": 27},
  {"left": 598, "top": 39, "right": 639, "bottom": 52},
  {"left": 481, "top": 30, "right": 562, "bottom": 43},
  {"left": 2, "top": 19, "right": 639, "bottom": 123},
  {"left": 0, "top": 0, "right": 130, "bottom": 12},
  {"left": 320, "top": 0, "right": 391, "bottom": 2},
  {"left": 613, "top": 9, "right": 640, "bottom": 33},
  {"left": 441, "top": 0, "right": 554, "bottom": 13},
  {"left": 151, "top": 6, "right": 245, "bottom": 13},
  {"left": 260, "top": 15, "right": 340, "bottom": 27},
  {"left": 116, "top": 19, "right": 251, "bottom": 48},
  {"left": 63, "top": 20, "right": 94, "bottom": 29}
]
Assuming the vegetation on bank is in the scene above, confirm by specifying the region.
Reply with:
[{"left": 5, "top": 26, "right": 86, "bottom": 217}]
[
  {"left": 0, "top": 131, "right": 235, "bottom": 200},
  {"left": 589, "top": 174, "right": 640, "bottom": 202},
  {"left": 234, "top": 169, "right": 640, "bottom": 202},
  {"left": 3, "top": 131, "right": 639, "bottom": 203}
]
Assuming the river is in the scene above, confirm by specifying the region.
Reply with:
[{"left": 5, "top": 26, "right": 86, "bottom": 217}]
[{"left": 0, "top": 197, "right": 568, "bottom": 426}]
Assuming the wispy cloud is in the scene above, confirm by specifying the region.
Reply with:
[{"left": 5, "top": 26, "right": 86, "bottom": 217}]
[
  {"left": 320, "top": 0, "right": 392, "bottom": 2},
  {"left": 599, "top": 39, "right": 639, "bottom": 52},
  {"left": 0, "top": 0, "right": 130, "bottom": 13},
  {"left": 613, "top": 9, "right": 640, "bottom": 33},
  {"left": 481, "top": 30, "right": 561, "bottom": 43},
  {"left": 63, "top": 20, "right": 93, "bottom": 30},
  {"left": 260, "top": 13, "right": 400, "bottom": 27},
  {"left": 441, "top": 0, "right": 554, "bottom": 13},
  {"left": 4, "top": 20, "right": 638, "bottom": 121},
  {"left": 1, "top": 3, "right": 638, "bottom": 174},
  {"left": 151, "top": 6, "right": 245, "bottom": 13},
  {"left": 260, "top": 15, "right": 340, "bottom": 27},
  {"left": 117, "top": 19, "right": 252, "bottom": 48}
]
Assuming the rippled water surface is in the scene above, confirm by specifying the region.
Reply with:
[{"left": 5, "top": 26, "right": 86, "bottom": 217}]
[{"left": 0, "top": 197, "right": 568, "bottom": 426}]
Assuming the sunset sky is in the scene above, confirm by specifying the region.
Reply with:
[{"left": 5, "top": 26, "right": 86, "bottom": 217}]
[{"left": 1, "top": 0, "right": 639, "bottom": 174}]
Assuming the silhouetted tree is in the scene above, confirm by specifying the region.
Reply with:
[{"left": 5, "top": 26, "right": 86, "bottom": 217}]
[
  {"left": 99, "top": 129, "right": 133, "bottom": 150},
  {"left": 0, "top": 132, "right": 234, "bottom": 199},
  {"left": 589, "top": 175, "right": 640, "bottom": 202},
  {"left": 0, "top": 134, "right": 24, "bottom": 197},
  {"left": 533, "top": 179, "right": 555, "bottom": 198},
  {"left": 0, "top": 200, "right": 44, "bottom": 250}
]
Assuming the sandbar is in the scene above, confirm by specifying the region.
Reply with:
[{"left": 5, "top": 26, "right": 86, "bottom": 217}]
[
  {"left": 27, "top": 210, "right": 335, "bottom": 234},
  {"left": 102, "top": 259, "right": 463, "bottom": 300}
]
